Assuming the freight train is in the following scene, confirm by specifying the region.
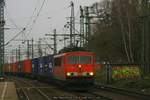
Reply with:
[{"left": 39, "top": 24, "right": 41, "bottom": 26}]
[{"left": 3, "top": 47, "right": 96, "bottom": 87}]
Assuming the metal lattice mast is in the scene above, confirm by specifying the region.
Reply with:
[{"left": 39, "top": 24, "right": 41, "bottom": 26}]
[
  {"left": 0, "top": 0, "right": 4, "bottom": 77},
  {"left": 70, "top": 1, "right": 75, "bottom": 46},
  {"left": 85, "top": 7, "right": 90, "bottom": 46},
  {"left": 80, "top": 6, "right": 84, "bottom": 47}
]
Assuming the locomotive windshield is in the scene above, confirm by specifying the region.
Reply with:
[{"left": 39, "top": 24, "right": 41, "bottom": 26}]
[{"left": 68, "top": 56, "right": 92, "bottom": 64}]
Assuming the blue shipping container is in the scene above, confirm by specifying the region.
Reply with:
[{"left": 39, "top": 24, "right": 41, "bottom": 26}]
[
  {"left": 18, "top": 61, "right": 23, "bottom": 73},
  {"left": 38, "top": 55, "right": 53, "bottom": 77},
  {"left": 32, "top": 58, "right": 39, "bottom": 75}
]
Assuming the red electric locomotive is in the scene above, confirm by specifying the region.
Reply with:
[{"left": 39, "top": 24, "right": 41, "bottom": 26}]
[
  {"left": 53, "top": 47, "right": 96, "bottom": 87},
  {"left": 3, "top": 47, "right": 96, "bottom": 89}
]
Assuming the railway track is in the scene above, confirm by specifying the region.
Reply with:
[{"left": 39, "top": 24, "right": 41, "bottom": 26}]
[
  {"left": 17, "top": 88, "right": 30, "bottom": 100},
  {"left": 9, "top": 76, "right": 147, "bottom": 100},
  {"left": 8, "top": 77, "right": 113, "bottom": 100},
  {"left": 70, "top": 91, "right": 112, "bottom": 100},
  {"left": 95, "top": 83, "right": 150, "bottom": 100},
  {"left": 9, "top": 77, "right": 52, "bottom": 100}
]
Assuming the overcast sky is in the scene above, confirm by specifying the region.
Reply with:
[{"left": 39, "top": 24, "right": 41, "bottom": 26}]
[{"left": 4, "top": 0, "right": 101, "bottom": 60}]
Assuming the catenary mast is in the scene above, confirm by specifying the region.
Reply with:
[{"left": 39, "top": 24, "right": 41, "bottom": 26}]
[{"left": 0, "top": 0, "right": 5, "bottom": 78}]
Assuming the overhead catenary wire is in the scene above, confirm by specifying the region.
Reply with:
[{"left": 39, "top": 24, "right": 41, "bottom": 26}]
[
  {"left": 28, "top": 0, "right": 47, "bottom": 34},
  {"left": 22, "top": 0, "right": 40, "bottom": 42},
  {"left": 25, "top": 0, "right": 40, "bottom": 29},
  {"left": 4, "top": 0, "right": 26, "bottom": 46},
  {"left": 5, "top": 0, "right": 69, "bottom": 45},
  {"left": 5, "top": 28, "right": 26, "bottom": 46},
  {"left": 4, "top": 0, "right": 42, "bottom": 46},
  {"left": 4, "top": 2, "right": 19, "bottom": 29}
]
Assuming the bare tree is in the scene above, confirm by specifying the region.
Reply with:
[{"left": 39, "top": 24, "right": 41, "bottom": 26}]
[{"left": 89, "top": 0, "right": 141, "bottom": 63}]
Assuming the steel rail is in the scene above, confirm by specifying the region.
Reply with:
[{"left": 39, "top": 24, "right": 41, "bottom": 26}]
[
  {"left": 16, "top": 88, "right": 30, "bottom": 100},
  {"left": 70, "top": 90, "right": 112, "bottom": 100},
  {"left": 88, "top": 92, "right": 112, "bottom": 100},
  {"left": 21, "top": 88, "right": 30, "bottom": 100},
  {"left": 12, "top": 77, "right": 52, "bottom": 100},
  {"left": 95, "top": 83, "right": 150, "bottom": 100},
  {"left": 9, "top": 78, "right": 30, "bottom": 100}
]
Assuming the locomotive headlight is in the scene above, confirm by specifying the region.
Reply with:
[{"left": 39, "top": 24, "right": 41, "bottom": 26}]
[
  {"left": 78, "top": 65, "right": 82, "bottom": 68},
  {"left": 67, "top": 72, "right": 71, "bottom": 76},
  {"left": 89, "top": 72, "right": 94, "bottom": 76},
  {"left": 0, "top": 77, "right": 3, "bottom": 79}
]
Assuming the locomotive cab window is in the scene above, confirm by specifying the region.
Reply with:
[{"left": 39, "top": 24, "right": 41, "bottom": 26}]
[
  {"left": 68, "top": 56, "right": 79, "bottom": 64},
  {"left": 80, "top": 56, "right": 92, "bottom": 64},
  {"left": 54, "top": 57, "right": 62, "bottom": 67},
  {"left": 68, "top": 56, "right": 92, "bottom": 64}
]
